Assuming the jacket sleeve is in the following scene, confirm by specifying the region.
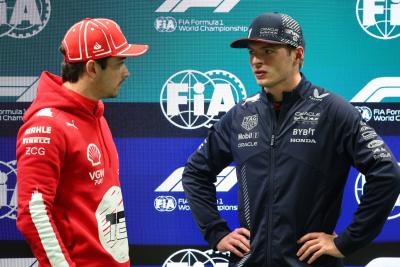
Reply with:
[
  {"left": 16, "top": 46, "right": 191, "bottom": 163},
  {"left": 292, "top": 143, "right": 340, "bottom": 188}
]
[
  {"left": 332, "top": 102, "right": 400, "bottom": 256},
  {"left": 182, "top": 110, "right": 234, "bottom": 249},
  {"left": 16, "top": 115, "right": 76, "bottom": 267}
]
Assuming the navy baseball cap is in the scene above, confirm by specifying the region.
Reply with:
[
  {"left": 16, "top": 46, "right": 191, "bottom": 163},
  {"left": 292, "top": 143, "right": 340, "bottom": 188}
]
[{"left": 231, "top": 12, "right": 305, "bottom": 49}]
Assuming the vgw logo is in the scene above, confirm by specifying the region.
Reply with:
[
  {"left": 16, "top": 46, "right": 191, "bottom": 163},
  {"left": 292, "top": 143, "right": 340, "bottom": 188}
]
[
  {"left": 162, "top": 249, "right": 229, "bottom": 267},
  {"left": 355, "top": 165, "right": 400, "bottom": 220},
  {"left": 0, "top": 0, "right": 51, "bottom": 39},
  {"left": 356, "top": 0, "right": 400, "bottom": 40},
  {"left": 160, "top": 70, "right": 247, "bottom": 129},
  {"left": 0, "top": 160, "right": 17, "bottom": 220},
  {"left": 156, "top": 0, "right": 240, "bottom": 13}
]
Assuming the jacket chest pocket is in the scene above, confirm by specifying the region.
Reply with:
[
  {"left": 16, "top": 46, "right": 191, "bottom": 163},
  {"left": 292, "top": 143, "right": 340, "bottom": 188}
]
[
  {"left": 231, "top": 130, "right": 269, "bottom": 165},
  {"left": 282, "top": 123, "right": 324, "bottom": 168}
]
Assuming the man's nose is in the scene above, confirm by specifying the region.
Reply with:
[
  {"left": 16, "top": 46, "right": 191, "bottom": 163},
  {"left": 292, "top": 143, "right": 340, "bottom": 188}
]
[
  {"left": 251, "top": 55, "right": 263, "bottom": 67},
  {"left": 123, "top": 65, "right": 130, "bottom": 77}
]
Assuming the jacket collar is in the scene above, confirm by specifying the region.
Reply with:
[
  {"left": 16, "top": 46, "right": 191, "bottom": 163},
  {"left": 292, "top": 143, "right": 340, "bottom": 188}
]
[{"left": 260, "top": 73, "right": 308, "bottom": 105}]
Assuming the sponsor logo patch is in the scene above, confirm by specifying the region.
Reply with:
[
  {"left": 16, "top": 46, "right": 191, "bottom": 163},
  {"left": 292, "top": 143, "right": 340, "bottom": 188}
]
[
  {"left": 22, "top": 137, "right": 50, "bottom": 144},
  {"left": 24, "top": 126, "right": 52, "bottom": 135},
  {"left": 294, "top": 111, "right": 320, "bottom": 124},
  {"left": 241, "top": 115, "right": 258, "bottom": 131},
  {"left": 87, "top": 143, "right": 101, "bottom": 166},
  {"left": 309, "top": 88, "right": 329, "bottom": 101}
]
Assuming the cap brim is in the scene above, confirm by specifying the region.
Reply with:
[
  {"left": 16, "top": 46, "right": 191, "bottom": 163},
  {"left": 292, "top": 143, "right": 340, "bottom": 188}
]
[
  {"left": 117, "top": 44, "right": 149, "bottom": 57},
  {"left": 230, "top": 38, "right": 285, "bottom": 48}
]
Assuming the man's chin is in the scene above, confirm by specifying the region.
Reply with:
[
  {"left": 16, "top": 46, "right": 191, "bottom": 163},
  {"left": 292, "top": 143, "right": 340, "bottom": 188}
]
[
  {"left": 256, "top": 79, "right": 270, "bottom": 87},
  {"left": 104, "top": 92, "right": 119, "bottom": 99},
  {"left": 110, "top": 88, "right": 121, "bottom": 98}
]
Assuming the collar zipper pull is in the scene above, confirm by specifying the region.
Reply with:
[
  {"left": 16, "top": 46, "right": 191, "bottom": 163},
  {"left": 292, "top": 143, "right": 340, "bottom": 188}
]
[{"left": 270, "top": 134, "right": 275, "bottom": 146}]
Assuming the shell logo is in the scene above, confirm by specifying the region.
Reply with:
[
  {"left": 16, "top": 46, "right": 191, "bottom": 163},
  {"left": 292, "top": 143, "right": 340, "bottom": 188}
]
[{"left": 87, "top": 143, "right": 101, "bottom": 166}]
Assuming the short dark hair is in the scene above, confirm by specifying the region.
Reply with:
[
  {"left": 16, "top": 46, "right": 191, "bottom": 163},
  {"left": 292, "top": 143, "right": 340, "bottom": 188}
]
[
  {"left": 285, "top": 45, "right": 304, "bottom": 69},
  {"left": 59, "top": 46, "right": 109, "bottom": 82}
]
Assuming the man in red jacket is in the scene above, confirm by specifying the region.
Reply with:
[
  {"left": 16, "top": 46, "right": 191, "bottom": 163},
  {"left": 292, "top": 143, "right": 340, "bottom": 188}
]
[{"left": 16, "top": 18, "right": 148, "bottom": 267}]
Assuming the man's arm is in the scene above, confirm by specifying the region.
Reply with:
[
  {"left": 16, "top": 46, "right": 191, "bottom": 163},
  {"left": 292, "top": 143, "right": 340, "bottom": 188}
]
[
  {"left": 333, "top": 104, "right": 400, "bottom": 256},
  {"left": 297, "top": 100, "right": 400, "bottom": 263},
  {"left": 16, "top": 115, "right": 75, "bottom": 267}
]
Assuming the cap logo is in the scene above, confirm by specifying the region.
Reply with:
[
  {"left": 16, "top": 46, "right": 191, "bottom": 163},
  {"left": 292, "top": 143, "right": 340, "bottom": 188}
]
[
  {"left": 93, "top": 42, "right": 103, "bottom": 52},
  {"left": 260, "top": 27, "right": 279, "bottom": 36},
  {"left": 285, "top": 29, "right": 300, "bottom": 41}
]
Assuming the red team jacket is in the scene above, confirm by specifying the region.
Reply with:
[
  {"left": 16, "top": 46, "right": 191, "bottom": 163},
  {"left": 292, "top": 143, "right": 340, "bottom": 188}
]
[{"left": 16, "top": 72, "right": 130, "bottom": 267}]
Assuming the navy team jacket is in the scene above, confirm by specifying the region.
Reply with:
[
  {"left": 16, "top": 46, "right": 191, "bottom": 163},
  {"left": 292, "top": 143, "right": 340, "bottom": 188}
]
[{"left": 182, "top": 76, "right": 400, "bottom": 267}]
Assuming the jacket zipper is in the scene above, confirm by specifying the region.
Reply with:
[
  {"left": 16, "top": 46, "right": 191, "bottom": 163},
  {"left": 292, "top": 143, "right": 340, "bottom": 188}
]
[
  {"left": 96, "top": 119, "right": 111, "bottom": 168},
  {"left": 267, "top": 106, "right": 277, "bottom": 267}
]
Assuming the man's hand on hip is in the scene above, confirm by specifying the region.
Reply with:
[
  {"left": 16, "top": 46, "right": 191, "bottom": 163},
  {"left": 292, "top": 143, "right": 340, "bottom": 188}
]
[
  {"left": 297, "top": 232, "right": 344, "bottom": 264},
  {"left": 216, "top": 228, "right": 251, "bottom": 257}
]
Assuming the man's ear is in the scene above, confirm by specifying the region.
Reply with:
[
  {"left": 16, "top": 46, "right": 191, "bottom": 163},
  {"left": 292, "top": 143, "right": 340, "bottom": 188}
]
[
  {"left": 85, "top": 60, "right": 98, "bottom": 80},
  {"left": 295, "top": 46, "right": 304, "bottom": 61}
]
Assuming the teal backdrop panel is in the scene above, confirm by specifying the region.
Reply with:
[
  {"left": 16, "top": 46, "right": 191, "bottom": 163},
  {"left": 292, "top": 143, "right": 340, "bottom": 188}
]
[{"left": 1, "top": 0, "right": 399, "bottom": 102}]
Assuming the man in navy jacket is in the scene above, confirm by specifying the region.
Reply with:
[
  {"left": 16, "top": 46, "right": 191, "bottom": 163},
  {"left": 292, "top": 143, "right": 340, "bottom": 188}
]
[{"left": 182, "top": 12, "right": 400, "bottom": 266}]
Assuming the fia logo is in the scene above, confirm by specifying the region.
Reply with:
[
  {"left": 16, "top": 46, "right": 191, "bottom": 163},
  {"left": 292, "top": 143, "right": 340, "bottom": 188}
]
[
  {"left": 154, "top": 195, "right": 177, "bottom": 212},
  {"left": 162, "top": 249, "right": 229, "bottom": 267},
  {"left": 355, "top": 166, "right": 400, "bottom": 220},
  {"left": 0, "top": 160, "right": 17, "bottom": 220},
  {"left": 0, "top": 0, "right": 51, "bottom": 39},
  {"left": 356, "top": 0, "right": 400, "bottom": 39},
  {"left": 155, "top": 16, "right": 177, "bottom": 32},
  {"left": 156, "top": 0, "right": 240, "bottom": 13},
  {"left": 160, "top": 70, "right": 246, "bottom": 129}
]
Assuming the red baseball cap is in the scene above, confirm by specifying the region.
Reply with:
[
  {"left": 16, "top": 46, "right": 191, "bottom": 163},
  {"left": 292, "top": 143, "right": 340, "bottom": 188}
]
[{"left": 61, "top": 18, "right": 149, "bottom": 63}]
